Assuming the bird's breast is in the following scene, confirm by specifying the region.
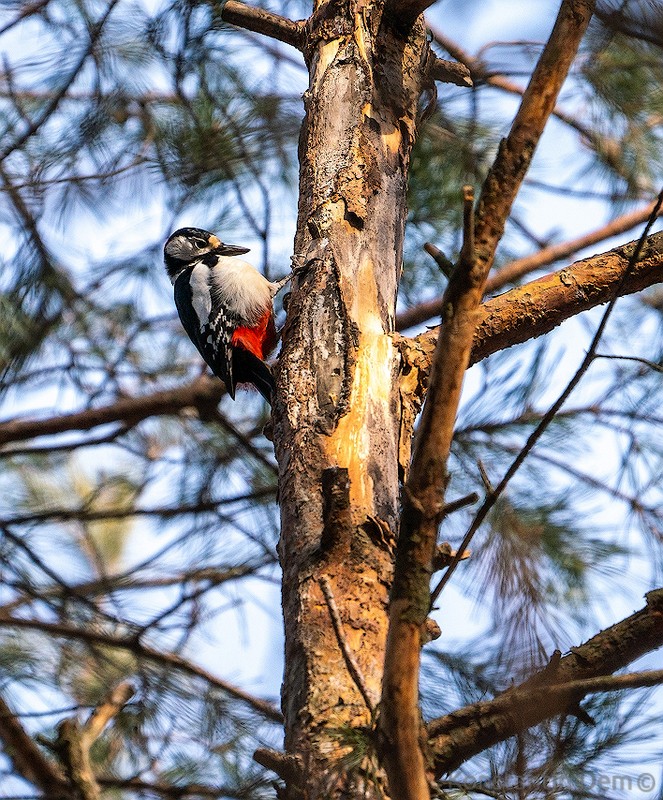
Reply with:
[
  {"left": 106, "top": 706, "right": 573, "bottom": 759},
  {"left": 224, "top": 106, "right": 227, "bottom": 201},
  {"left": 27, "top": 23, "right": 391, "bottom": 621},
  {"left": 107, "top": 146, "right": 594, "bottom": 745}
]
[{"left": 209, "top": 257, "right": 272, "bottom": 325}]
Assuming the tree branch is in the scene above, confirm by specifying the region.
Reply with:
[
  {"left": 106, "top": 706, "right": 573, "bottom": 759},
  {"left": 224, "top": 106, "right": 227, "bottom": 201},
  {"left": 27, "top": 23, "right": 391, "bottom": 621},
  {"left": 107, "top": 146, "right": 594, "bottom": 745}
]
[
  {"left": 430, "top": 187, "right": 663, "bottom": 605},
  {"left": 397, "top": 199, "right": 663, "bottom": 331},
  {"left": 381, "top": 10, "right": 595, "bottom": 783},
  {"left": 0, "top": 375, "right": 224, "bottom": 446},
  {"left": 0, "top": 692, "right": 68, "bottom": 797},
  {"left": 215, "top": 0, "right": 305, "bottom": 50},
  {"left": 0, "top": 615, "right": 282, "bottom": 723},
  {"left": 53, "top": 682, "right": 134, "bottom": 800},
  {"left": 405, "top": 229, "right": 663, "bottom": 377},
  {"left": 384, "top": 0, "right": 438, "bottom": 27},
  {"left": 428, "top": 58, "right": 473, "bottom": 88},
  {"left": 380, "top": 187, "right": 478, "bottom": 800},
  {"left": 428, "top": 589, "right": 663, "bottom": 775}
]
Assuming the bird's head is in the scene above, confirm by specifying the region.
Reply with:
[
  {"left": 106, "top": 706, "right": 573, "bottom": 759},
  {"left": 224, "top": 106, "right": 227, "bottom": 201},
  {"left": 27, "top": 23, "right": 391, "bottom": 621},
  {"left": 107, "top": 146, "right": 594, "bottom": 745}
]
[{"left": 164, "top": 227, "right": 250, "bottom": 281}]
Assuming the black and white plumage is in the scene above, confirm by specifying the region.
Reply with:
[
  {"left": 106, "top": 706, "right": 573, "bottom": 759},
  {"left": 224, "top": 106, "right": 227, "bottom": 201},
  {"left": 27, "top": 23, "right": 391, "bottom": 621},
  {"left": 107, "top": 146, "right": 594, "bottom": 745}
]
[{"left": 164, "top": 226, "right": 289, "bottom": 404}]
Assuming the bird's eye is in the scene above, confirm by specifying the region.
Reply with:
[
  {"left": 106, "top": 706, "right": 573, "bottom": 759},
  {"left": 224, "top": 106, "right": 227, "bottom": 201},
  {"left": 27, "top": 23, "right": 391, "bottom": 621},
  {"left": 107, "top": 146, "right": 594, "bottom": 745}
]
[{"left": 192, "top": 238, "right": 208, "bottom": 249}]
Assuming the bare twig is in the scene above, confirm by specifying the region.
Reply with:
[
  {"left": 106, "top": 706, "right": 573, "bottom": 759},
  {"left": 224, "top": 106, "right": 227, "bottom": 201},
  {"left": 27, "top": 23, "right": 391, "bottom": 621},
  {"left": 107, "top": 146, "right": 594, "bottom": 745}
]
[
  {"left": 253, "top": 748, "right": 304, "bottom": 784},
  {"left": 0, "top": 0, "right": 51, "bottom": 36},
  {"left": 428, "top": 26, "right": 594, "bottom": 141},
  {"left": 428, "top": 58, "right": 473, "bottom": 87},
  {"left": 319, "top": 576, "right": 375, "bottom": 711},
  {"left": 486, "top": 199, "right": 663, "bottom": 294}
]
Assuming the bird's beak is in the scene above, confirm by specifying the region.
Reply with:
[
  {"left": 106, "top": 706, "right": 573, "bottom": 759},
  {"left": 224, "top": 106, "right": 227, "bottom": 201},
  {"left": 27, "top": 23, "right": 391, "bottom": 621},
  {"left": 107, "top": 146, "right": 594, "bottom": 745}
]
[{"left": 219, "top": 243, "right": 250, "bottom": 256}]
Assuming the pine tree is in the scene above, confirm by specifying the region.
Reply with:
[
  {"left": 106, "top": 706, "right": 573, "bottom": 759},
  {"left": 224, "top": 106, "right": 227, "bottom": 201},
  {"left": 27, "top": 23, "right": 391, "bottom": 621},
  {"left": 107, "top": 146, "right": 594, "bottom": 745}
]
[{"left": 0, "top": 0, "right": 662, "bottom": 798}]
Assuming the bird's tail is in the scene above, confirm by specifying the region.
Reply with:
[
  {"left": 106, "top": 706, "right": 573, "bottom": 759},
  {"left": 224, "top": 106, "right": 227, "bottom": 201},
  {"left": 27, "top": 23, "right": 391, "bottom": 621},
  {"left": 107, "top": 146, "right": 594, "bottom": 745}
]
[{"left": 233, "top": 349, "right": 275, "bottom": 405}]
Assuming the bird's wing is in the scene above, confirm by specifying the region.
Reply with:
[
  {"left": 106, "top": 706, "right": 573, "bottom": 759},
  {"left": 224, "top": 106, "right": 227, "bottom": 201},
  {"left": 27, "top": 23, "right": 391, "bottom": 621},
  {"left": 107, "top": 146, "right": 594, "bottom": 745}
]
[
  {"left": 206, "top": 303, "right": 237, "bottom": 398},
  {"left": 173, "top": 270, "right": 237, "bottom": 399}
]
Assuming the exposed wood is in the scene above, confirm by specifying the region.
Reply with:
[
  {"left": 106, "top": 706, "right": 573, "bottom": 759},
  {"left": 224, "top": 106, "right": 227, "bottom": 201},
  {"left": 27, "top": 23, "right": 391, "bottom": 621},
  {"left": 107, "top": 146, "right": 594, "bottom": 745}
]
[{"left": 272, "top": 0, "right": 430, "bottom": 795}]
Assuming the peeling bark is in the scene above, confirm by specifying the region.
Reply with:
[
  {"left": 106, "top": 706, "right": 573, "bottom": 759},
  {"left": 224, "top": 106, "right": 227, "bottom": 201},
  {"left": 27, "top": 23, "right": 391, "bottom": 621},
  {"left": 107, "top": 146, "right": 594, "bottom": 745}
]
[{"left": 273, "top": 1, "right": 430, "bottom": 795}]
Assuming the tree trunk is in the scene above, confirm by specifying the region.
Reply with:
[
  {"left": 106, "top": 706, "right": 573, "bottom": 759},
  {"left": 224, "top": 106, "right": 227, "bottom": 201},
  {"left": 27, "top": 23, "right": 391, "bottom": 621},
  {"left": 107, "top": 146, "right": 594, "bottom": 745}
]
[{"left": 273, "top": 2, "right": 430, "bottom": 796}]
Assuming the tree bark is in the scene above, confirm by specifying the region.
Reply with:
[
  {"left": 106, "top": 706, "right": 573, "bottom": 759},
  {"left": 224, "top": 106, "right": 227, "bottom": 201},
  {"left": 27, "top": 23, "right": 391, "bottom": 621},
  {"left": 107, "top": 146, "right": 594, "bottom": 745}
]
[{"left": 273, "top": 1, "right": 430, "bottom": 795}]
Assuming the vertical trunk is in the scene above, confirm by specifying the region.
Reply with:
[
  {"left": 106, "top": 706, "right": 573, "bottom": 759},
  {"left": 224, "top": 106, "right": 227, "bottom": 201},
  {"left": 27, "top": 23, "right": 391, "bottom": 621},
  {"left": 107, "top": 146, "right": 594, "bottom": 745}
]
[{"left": 273, "top": 2, "right": 429, "bottom": 796}]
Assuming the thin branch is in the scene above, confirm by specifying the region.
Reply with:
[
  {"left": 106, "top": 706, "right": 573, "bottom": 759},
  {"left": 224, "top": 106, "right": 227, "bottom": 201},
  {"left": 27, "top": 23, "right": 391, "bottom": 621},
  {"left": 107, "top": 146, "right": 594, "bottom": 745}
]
[
  {"left": 0, "top": 560, "right": 272, "bottom": 617},
  {"left": 428, "top": 589, "right": 663, "bottom": 774},
  {"left": 0, "top": 0, "right": 121, "bottom": 164},
  {"left": 97, "top": 776, "right": 255, "bottom": 799},
  {"left": 430, "top": 187, "right": 663, "bottom": 606},
  {"left": 253, "top": 748, "right": 304, "bottom": 786},
  {"left": 428, "top": 25, "right": 594, "bottom": 140},
  {"left": 0, "top": 615, "right": 283, "bottom": 723},
  {"left": 0, "top": 486, "right": 275, "bottom": 528},
  {"left": 0, "top": 375, "right": 224, "bottom": 446},
  {"left": 319, "top": 576, "right": 375, "bottom": 711},
  {"left": 53, "top": 682, "right": 135, "bottom": 800},
  {"left": 594, "top": 353, "right": 663, "bottom": 373},
  {"left": 215, "top": 0, "right": 305, "bottom": 50},
  {"left": 486, "top": 199, "right": 663, "bottom": 295},
  {"left": 0, "top": 0, "right": 51, "bottom": 36},
  {"left": 398, "top": 199, "right": 663, "bottom": 330},
  {"left": 81, "top": 681, "right": 134, "bottom": 744}
]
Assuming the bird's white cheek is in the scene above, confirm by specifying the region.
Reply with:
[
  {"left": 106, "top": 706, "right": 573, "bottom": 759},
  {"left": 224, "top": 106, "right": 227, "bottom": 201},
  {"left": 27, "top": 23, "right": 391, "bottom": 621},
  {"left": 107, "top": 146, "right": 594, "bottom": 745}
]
[{"left": 190, "top": 265, "right": 212, "bottom": 330}]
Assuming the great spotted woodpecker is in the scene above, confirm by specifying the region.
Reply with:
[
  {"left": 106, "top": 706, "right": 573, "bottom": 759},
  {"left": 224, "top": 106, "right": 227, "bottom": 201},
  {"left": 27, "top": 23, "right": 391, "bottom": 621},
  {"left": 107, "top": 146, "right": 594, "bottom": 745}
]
[{"left": 164, "top": 227, "right": 289, "bottom": 404}]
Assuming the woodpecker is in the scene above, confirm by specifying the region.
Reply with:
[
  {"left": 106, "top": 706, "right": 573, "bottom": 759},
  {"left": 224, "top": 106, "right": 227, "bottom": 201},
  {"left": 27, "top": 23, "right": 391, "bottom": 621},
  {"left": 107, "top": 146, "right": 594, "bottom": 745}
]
[{"left": 164, "top": 227, "right": 289, "bottom": 404}]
